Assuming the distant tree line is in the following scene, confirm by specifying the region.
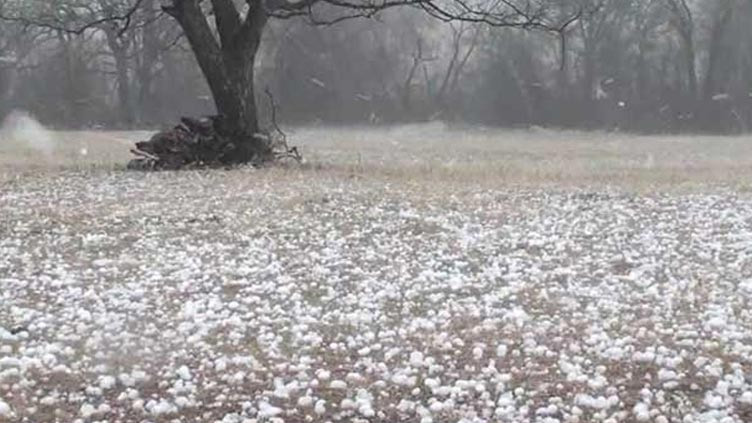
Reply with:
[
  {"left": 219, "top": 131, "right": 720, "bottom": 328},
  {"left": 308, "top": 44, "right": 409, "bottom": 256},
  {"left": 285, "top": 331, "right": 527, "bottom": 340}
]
[{"left": 2, "top": 0, "right": 752, "bottom": 134}]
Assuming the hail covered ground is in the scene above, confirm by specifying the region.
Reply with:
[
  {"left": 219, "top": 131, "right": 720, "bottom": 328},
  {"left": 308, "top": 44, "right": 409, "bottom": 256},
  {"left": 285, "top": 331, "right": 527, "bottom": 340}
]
[{"left": 2, "top": 123, "right": 752, "bottom": 422}]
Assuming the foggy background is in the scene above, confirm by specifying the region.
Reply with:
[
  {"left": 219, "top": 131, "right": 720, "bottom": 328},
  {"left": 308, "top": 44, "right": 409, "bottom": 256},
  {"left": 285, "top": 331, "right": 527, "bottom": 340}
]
[{"left": 1, "top": 0, "right": 752, "bottom": 134}]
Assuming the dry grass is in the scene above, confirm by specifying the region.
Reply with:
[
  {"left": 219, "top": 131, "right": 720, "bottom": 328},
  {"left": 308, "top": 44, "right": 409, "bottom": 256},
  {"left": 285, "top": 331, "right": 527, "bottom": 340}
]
[
  {"left": 293, "top": 124, "right": 752, "bottom": 190},
  {"left": 2, "top": 124, "right": 752, "bottom": 191}
]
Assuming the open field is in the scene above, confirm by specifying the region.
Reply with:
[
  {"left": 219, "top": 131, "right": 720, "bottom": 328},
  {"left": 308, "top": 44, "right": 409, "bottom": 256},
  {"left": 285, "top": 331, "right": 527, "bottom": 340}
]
[
  {"left": 2, "top": 126, "right": 752, "bottom": 422},
  {"left": 5, "top": 124, "right": 752, "bottom": 188}
]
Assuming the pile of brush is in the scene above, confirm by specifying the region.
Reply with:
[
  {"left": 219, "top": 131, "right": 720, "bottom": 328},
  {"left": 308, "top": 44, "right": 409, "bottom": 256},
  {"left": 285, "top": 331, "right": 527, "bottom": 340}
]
[
  {"left": 128, "top": 116, "right": 301, "bottom": 171},
  {"left": 128, "top": 116, "right": 248, "bottom": 170}
]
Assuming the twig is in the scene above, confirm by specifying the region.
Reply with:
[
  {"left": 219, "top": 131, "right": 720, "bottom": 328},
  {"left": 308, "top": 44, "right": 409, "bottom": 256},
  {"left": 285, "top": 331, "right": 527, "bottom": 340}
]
[
  {"left": 265, "top": 87, "right": 302, "bottom": 163},
  {"left": 130, "top": 148, "right": 160, "bottom": 161},
  {"left": 265, "top": 86, "right": 287, "bottom": 143}
]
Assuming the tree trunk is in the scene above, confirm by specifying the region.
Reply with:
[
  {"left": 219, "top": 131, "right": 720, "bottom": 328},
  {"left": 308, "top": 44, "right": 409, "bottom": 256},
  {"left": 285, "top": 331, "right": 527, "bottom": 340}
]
[
  {"left": 0, "top": 64, "right": 18, "bottom": 117},
  {"left": 579, "top": 18, "right": 598, "bottom": 125},
  {"left": 582, "top": 49, "right": 596, "bottom": 123},
  {"left": 668, "top": 0, "right": 698, "bottom": 102},
  {"left": 210, "top": 50, "right": 260, "bottom": 149},
  {"left": 164, "top": 0, "right": 272, "bottom": 163},
  {"left": 136, "top": 0, "right": 159, "bottom": 124},
  {"left": 98, "top": 0, "right": 136, "bottom": 126},
  {"left": 702, "top": 5, "right": 732, "bottom": 101},
  {"left": 113, "top": 46, "right": 136, "bottom": 126},
  {"left": 683, "top": 34, "right": 697, "bottom": 101},
  {"left": 58, "top": 31, "right": 82, "bottom": 127}
]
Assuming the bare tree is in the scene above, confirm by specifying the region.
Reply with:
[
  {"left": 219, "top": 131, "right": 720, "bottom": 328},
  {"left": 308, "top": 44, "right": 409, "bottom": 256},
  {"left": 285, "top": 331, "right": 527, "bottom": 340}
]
[
  {"left": 6, "top": 0, "right": 752, "bottom": 137},
  {"left": 434, "top": 21, "right": 483, "bottom": 118},
  {"left": 155, "top": 0, "right": 557, "bottom": 162},
  {"left": 0, "top": 16, "right": 48, "bottom": 117},
  {"left": 664, "top": 0, "right": 698, "bottom": 101},
  {"left": 2, "top": 0, "right": 558, "bottom": 162}
]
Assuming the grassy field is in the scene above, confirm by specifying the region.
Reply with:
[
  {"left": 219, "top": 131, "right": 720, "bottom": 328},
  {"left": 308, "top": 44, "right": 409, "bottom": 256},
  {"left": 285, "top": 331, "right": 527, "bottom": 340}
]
[
  {"left": 4, "top": 123, "right": 752, "bottom": 188},
  {"left": 2, "top": 125, "right": 752, "bottom": 422}
]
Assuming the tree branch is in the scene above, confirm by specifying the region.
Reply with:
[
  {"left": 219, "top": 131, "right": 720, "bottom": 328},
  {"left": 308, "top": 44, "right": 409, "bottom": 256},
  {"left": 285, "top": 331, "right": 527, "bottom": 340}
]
[
  {"left": 0, "top": 0, "right": 146, "bottom": 36},
  {"left": 211, "top": 0, "right": 242, "bottom": 48}
]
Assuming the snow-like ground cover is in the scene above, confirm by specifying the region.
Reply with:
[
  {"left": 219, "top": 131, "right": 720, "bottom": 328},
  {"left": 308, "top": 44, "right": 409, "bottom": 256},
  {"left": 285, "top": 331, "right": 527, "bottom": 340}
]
[
  {"left": 2, "top": 166, "right": 752, "bottom": 423},
  {"left": 2, "top": 126, "right": 752, "bottom": 422}
]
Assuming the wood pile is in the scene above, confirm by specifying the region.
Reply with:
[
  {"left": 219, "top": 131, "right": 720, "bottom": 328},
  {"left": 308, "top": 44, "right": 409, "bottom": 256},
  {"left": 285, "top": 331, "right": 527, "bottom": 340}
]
[
  {"left": 127, "top": 116, "right": 301, "bottom": 170},
  {"left": 127, "top": 116, "right": 247, "bottom": 170}
]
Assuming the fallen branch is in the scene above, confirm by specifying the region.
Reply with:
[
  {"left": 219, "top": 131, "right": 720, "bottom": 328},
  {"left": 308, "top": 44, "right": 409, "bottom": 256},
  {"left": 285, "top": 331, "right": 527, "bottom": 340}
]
[{"left": 130, "top": 148, "right": 159, "bottom": 161}]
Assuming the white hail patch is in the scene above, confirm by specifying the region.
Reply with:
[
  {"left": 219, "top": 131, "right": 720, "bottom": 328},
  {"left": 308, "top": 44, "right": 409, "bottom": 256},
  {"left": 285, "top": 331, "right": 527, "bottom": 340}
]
[{"left": 2, "top": 171, "right": 752, "bottom": 422}]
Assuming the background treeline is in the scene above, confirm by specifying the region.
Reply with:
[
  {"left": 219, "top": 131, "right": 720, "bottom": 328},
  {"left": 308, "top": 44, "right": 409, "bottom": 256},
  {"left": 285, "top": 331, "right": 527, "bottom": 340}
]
[{"left": 2, "top": 0, "right": 752, "bottom": 133}]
